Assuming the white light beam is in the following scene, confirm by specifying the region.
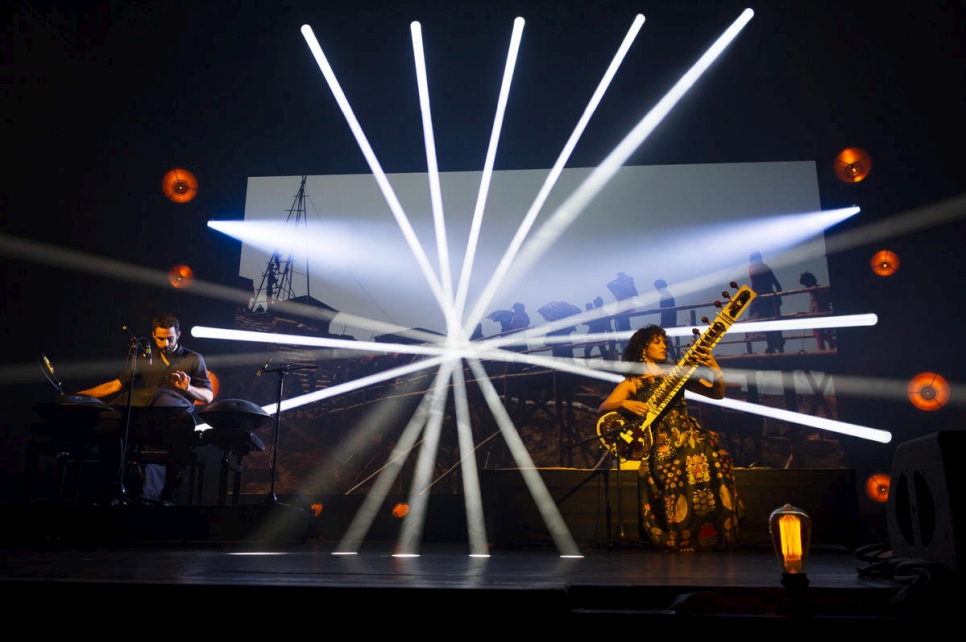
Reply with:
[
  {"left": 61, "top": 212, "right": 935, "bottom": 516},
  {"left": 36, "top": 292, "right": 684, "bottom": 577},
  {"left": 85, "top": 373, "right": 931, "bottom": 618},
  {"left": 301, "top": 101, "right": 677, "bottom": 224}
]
[
  {"left": 395, "top": 361, "right": 457, "bottom": 555},
  {"left": 453, "top": 17, "right": 525, "bottom": 320},
  {"left": 335, "top": 384, "right": 439, "bottom": 553},
  {"left": 448, "top": 362, "right": 490, "bottom": 556},
  {"left": 463, "top": 13, "right": 646, "bottom": 332},
  {"left": 715, "top": 313, "right": 878, "bottom": 335},
  {"left": 300, "top": 25, "right": 460, "bottom": 334},
  {"left": 467, "top": 357, "right": 583, "bottom": 557},
  {"left": 688, "top": 392, "right": 893, "bottom": 443},
  {"left": 479, "top": 9, "right": 755, "bottom": 312},
  {"left": 411, "top": 21, "right": 454, "bottom": 323}
]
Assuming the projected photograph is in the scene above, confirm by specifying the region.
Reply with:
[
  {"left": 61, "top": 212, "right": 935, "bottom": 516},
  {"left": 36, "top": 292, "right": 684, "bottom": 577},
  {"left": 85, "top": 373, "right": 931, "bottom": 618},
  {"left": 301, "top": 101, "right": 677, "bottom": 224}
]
[
  {"left": 216, "top": 161, "right": 850, "bottom": 498},
  {"left": 237, "top": 163, "right": 830, "bottom": 345}
]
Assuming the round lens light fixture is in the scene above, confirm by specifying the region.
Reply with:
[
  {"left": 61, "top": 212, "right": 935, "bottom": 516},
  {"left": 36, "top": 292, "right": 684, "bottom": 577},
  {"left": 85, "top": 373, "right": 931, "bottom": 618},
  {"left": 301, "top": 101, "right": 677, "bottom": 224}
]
[
  {"left": 907, "top": 372, "right": 950, "bottom": 411},
  {"left": 162, "top": 168, "right": 199, "bottom": 203},
  {"left": 833, "top": 147, "right": 872, "bottom": 183}
]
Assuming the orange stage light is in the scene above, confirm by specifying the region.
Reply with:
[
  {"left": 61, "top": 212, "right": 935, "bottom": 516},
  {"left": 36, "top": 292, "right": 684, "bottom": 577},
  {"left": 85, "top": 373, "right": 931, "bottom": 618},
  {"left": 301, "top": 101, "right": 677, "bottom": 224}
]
[
  {"left": 907, "top": 372, "right": 950, "bottom": 411},
  {"left": 391, "top": 502, "right": 409, "bottom": 518},
  {"left": 168, "top": 264, "right": 194, "bottom": 289},
  {"left": 871, "top": 250, "right": 899, "bottom": 276},
  {"left": 833, "top": 147, "right": 872, "bottom": 183},
  {"left": 196, "top": 370, "right": 219, "bottom": 405},
  {"left": 162, "top": 168, "right": 199, "bottom": 203},
  {"left": 311, "top": 503, "right": 323, "bottom": 517},
  {"left": 865, "top": 473, "right": 890, "bottom": 503}
]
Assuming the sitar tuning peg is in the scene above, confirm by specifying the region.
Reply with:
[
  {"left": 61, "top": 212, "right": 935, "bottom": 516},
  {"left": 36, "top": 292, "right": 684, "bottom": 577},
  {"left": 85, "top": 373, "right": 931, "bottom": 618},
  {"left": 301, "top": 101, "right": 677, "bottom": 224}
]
[
  {"left": 714, "top": 300, "right": 722, "bottom": 308},
  {"left": 692, "top": 328, "right": 700, "bottom": 336},
  {"left": 721, "top": 291, "right": 731, "bottom": 299},
  {"left": 730, "top": 281, "right": 738, "bottom": 289},
  {"left": 701, "top": 316, "right": 709, "bottom": 324}
]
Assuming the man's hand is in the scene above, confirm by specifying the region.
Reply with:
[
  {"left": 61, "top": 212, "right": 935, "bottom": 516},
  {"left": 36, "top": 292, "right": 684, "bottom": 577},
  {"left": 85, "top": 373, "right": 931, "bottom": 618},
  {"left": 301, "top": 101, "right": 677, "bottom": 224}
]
[{"left": 171, "top": 370, "right": 191, "bottom": 392}]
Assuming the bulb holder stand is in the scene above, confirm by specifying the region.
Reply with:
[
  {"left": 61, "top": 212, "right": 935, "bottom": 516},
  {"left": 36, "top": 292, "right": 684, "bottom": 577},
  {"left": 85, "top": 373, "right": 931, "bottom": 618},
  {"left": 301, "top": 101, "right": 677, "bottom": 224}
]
[{"left": 779, "top": 572, "right": 811, "bottom": 617}]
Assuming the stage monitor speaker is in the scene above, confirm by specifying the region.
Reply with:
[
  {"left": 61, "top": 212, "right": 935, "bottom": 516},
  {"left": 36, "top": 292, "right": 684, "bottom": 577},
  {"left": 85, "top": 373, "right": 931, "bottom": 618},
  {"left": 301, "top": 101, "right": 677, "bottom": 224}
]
[{"left": 887, "top": 431, "right": 966, "bottom": 572}]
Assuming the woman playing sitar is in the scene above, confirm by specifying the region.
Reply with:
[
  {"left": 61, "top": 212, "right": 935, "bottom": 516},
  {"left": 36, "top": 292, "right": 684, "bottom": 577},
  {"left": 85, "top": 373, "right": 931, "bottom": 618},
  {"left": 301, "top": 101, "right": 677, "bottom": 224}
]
[{"left": 597, "top": 324, "right": 743, "bottom": 552}]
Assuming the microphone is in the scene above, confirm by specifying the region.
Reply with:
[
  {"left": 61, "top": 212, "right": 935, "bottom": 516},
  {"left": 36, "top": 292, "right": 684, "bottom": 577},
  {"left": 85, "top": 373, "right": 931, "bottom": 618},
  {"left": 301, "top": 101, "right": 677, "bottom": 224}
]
[
  {"left": 40, "top": 353, "right": 64, "bottom": 394},
  {"left": 41, "top": 353, "right": 55, "bottom": 376},
  {"left": 256, "top": 359, "right": 271, "bottom": 377},
  {"left": 122, "top": 324, "right": 151, "bottom": 363}
]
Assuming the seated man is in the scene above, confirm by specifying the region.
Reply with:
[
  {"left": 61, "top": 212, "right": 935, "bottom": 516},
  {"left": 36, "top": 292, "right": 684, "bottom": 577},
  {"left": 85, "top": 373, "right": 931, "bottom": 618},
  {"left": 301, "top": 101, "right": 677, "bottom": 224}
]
[{"left": 78, "top": 313, "right": 212, "bottom": 503}]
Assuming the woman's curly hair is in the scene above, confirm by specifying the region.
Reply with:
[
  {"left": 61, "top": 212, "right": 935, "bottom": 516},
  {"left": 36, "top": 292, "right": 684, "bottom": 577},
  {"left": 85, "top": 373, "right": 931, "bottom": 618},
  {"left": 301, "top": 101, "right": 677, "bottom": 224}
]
[{"left": 622, "top": 324, "right": 667, "bottom": 364}]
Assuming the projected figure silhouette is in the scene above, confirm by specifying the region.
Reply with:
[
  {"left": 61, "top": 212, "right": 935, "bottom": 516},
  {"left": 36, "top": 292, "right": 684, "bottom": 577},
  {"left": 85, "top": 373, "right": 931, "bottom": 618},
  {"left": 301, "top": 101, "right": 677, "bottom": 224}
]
[
  {"left": 583, "top": 297, "right": 612, "bottom": 359},
  {"left": 654, "top": 279, "right": 680, "bottom": 360},
  {"left": 607, "top": 272, "right": 637, "bottom": 351},
  {"left": 508, "top": 302, "right": 530, "bottom": 331},
  {"left": 799, "top": 271, "right": 836, "bottom": 351},
  {"left": 747, "top": 252, "right": 784, "bottom": 354}
]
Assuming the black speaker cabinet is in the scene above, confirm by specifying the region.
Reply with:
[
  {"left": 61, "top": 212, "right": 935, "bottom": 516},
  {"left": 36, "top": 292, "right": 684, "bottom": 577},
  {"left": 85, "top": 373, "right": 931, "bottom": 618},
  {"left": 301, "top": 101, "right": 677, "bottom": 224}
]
[
  {"left": 481, "top": 467, "right": 860, "bottom": 549},
  {"left": 887, "top": 431, "right": 966, "bottom": 572}
]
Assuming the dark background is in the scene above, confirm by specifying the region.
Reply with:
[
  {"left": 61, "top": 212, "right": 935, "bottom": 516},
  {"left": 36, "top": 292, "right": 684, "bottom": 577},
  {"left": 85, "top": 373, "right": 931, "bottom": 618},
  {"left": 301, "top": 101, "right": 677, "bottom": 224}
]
[{"left": 4, "top": 0, "right": 965, "bottom": 498}]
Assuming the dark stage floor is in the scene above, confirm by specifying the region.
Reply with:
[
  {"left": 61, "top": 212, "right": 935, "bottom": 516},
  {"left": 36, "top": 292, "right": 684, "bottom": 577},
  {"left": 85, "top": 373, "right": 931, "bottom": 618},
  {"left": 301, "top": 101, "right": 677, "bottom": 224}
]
[{"left": 1, "top": 500, "right": 961, "bottom": 636}]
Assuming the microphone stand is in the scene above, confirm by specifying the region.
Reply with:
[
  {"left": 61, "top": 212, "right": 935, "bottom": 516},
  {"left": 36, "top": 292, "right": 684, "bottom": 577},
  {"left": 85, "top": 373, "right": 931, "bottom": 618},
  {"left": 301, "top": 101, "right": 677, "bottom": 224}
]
[
  {"left": 574, "top": 426, "right": 630, "bottom": 546},
  {"left": 115, "top": 332, "right": 145, "bottom": 504},
  {"left": 263, "top": 363, "right": 319, "bottom": 505}
]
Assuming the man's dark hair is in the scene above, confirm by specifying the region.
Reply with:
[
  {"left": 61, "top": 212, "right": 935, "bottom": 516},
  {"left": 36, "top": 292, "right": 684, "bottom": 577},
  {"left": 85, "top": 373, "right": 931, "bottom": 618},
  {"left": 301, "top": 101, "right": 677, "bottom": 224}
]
[{"left": 152, "top": 313, "right": 180, "bottom": 333}]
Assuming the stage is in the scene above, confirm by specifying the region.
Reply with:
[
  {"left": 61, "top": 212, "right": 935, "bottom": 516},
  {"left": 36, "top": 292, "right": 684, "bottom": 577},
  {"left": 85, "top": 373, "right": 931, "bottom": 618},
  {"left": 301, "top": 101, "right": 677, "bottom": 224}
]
[
  {"left": 1, "top": 494, "right": 960, "bottom": 635},
  {"left": 7, "top": 430, "right": 964, "bottom": 635}
]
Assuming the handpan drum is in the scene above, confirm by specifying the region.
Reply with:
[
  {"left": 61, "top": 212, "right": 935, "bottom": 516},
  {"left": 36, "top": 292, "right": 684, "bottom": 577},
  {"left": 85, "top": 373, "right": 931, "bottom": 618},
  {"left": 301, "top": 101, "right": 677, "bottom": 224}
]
[
  {"left": 32, "top": 394, "right": 117, "bottom": 435},
  {"left": 34, "top": 394, "right": 113, "bottom": 420},
  {"left": 198, "top": 399, "right": 270, "bottom": 455},
  {"left": 110, "top": 387, "right": 194, "bottom": 412},
  {"left": 198, "top": 398, "right": 272, "bottom": 432},
  {"left": 109, "top": 387, "right": 195, "bottom": 443}
]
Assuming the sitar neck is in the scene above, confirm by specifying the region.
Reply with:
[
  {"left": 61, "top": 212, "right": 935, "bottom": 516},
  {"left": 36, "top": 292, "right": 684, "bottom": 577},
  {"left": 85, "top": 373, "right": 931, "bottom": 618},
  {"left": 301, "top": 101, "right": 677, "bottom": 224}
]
[{"left": 645, "top": 284, "right": 755, "bottom": 419}]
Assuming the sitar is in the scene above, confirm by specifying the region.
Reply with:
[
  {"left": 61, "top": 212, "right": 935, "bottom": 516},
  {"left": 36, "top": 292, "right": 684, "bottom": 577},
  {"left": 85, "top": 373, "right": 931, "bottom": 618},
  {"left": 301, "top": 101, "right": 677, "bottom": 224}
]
[{"left": 596, "top": 281, "right": 756, "bottom": 461}]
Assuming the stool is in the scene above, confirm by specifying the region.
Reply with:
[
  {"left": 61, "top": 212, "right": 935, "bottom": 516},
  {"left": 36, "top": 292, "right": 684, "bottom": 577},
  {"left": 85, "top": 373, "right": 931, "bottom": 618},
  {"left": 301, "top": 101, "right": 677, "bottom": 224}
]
[{"left": 126, "top": 440, "right": 206, "bottom": 505}]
